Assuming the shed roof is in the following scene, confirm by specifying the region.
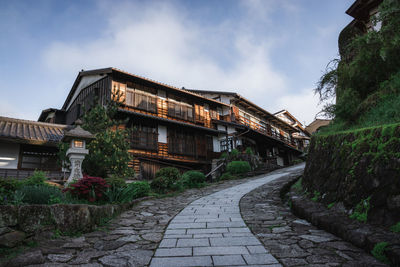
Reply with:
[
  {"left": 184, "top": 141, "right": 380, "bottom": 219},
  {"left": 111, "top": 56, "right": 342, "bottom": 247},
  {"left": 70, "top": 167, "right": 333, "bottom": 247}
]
[{"left": 0, "top": 116, "right": 69, "bottom": 146}]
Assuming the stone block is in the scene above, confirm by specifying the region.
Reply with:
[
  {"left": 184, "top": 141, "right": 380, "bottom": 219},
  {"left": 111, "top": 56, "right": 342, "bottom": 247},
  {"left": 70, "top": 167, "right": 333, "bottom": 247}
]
[
  {"left": 50, "top": 204, "right": 92, "bottom": 232},
  {"left": 150, "top": 256, "right": 213, "bottom": 267},
  {"left": 194, "top": 246, "right": 249, "bottom": 256},
  {"left": 176, "top": 238, "right": 209, "bottom": 247},
  {"left": 243, "top": 254, "right": 279, "bottom": 265},
  {"left": 155, "top": 247, "right": 192, "bottom": 257},
  {"left": 212, "top": 255, "right": 246, "bottom": 266},
  {"left": 0, "top": 205, "right": 18, "bottom": 227},
  {"left": 0, "top": 230, "right": 25, "bottom": 248},
  {"left": 18, "top": 205, "right": 52, "bottom": 233}
]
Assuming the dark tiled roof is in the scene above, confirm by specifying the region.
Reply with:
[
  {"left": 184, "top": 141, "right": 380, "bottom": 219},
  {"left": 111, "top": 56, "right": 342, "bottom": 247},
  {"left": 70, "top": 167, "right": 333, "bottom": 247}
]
[{"left": 0, "top": 116, "right": 69, "bottom": 146}]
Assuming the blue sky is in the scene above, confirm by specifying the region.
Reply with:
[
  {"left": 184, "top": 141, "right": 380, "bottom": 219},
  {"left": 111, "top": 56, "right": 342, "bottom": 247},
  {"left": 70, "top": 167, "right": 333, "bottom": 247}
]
[{"left": 0, "top": 0, "right": 354, "bottom": 125}]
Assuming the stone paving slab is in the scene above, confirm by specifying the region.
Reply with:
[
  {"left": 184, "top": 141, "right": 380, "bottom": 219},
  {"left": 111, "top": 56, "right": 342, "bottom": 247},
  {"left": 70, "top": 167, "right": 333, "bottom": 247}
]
[{"left": 150, "top": 165, "right": 305, "bottom": 266}]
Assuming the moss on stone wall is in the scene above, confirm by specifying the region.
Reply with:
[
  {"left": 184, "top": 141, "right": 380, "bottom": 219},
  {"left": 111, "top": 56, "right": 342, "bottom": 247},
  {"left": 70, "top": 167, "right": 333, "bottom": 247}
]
[{"left": 304, "top": 123, "right": 400, "bottom": 227}]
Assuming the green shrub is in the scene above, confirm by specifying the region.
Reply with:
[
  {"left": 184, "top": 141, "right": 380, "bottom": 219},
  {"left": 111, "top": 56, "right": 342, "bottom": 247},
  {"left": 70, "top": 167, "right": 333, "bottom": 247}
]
[
  {"left": 230, "top": 149, "right": 239, "bottom": 158},
  {"left": 390, "top": 222, "right": 400, "bottom": 233},
  {"left": 371, "top": 242, "right": 390, "bottom": 264},
  {"left": 327, "top": 202, "right": 335, "bottom": 209},
  {"left": 104, "top": 181, "right": 149, "bottom": 203},
  {"left": 291, "top": 178, "right": 303, "bottom": 192},
  {"left": 219, "top": 172, "right": 236, "bottom": 180},
  {"left": 226, "top": 161, "right": 251, "bottom": 175},
  {"left": 0, "top": 179, "right": 24, "bottom": 203},
  {"left": 105, "top": 176, "right": 127, "bottom": 189},
  {"left": 150, "top": 167, "right": 181, "bottom": 193},
  {"left": 245, "top": 147, "right": 254, "bottom": 155},
  {"left": 349, "top": 196, "right": 371, "bottom": 223},
  {"left": 16, "top": 185, "right": 65, "bottom": 204},
  {"left": 128, "top": 181, "right": 150, "bottom": 198},
  {"left": 182, "top": 171, "right": 206, "bottom": 188},
  {"left": 220, "top": 152, "right": 228, "bottom": 159},
  {"left": 24, "top": 171, "right": 47, "bottom": 186}
]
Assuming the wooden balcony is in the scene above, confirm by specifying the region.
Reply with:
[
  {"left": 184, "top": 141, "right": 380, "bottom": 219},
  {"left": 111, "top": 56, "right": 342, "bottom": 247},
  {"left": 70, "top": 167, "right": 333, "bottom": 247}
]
[{"left": 238, "top": 116, "right": 299, "bottom": 149}]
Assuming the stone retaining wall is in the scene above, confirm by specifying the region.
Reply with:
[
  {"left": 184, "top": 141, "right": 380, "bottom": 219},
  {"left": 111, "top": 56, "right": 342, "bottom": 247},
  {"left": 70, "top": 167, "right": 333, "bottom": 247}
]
[
  {"left": 303, "top": 124, "right": 400, "bottom": 227},
  {"left": 0, "top": 197, "right": 151, "bottom": 249}
]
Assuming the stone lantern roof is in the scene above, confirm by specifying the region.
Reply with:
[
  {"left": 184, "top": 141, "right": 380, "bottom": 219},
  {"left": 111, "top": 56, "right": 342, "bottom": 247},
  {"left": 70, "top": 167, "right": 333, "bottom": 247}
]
[{"left": 62, "top": 119, "right": 95, "bottom": 142}]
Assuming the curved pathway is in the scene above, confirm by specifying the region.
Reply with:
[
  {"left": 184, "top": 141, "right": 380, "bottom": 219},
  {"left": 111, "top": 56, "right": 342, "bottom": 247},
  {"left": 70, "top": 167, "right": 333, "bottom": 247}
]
[{"left": 150, "top": 165, "right": 305, "bottom": 267}]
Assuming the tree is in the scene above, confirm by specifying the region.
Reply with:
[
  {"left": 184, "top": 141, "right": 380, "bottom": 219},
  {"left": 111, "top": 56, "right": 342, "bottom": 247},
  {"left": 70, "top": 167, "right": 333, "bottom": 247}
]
[
  {"left": 81, "top": 94, "right": 134, "bottom": 178},
  {"left": 316, "top": 0, "right": 400, "bottom": 128}
]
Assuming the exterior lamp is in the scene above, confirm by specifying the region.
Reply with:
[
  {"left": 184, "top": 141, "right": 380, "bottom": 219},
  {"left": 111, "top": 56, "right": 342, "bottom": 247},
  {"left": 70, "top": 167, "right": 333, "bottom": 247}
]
[{"left": 62, "top": 119, "right": 94, "bottom": 185}]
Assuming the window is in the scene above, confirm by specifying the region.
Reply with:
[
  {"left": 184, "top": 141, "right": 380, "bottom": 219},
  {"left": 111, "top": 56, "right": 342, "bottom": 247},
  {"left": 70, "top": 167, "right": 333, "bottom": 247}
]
[
  {"left": 20, "top": 145, "right": 59, "bottom": 171},
  {"left": 168, "top": 128, "right": 195, "bottom": 156},
  {"left": 168, "top": 101, "right": 194, "bottom": 121},
  {"left": 126, "top": 89, "right": 157, "bottom": 113},
  {"left": 131, "top": 125, "right": 158, "bottom": 151}
]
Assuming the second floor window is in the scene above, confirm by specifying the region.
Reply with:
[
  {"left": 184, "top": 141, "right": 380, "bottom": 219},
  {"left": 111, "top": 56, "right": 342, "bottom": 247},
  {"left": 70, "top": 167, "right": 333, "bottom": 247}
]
[
  {"left": 168, "top": 101, "right": 194, "bottom": 121},
  {"left": 131, "top": 124, "right": 158, "bottom": 151},
  {"left": 126, "top": 89, "right": 157, "bottom": 113}
]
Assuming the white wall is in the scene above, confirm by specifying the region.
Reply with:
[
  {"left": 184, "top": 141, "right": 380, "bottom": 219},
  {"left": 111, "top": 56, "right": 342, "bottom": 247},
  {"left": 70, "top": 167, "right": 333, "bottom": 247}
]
[
  {"left": 158, "top": 125, "right": 167, "bottom": 143},
  {"left": 276, "top": 156, "right": 284, "bottom": 166},
  {"left": 227, "top": 126, "right": 236, "bottom": 134},
  {"left": 213, "top": 136, "right": 221, "bottom": 152},
  {"left": 0, "top": 142, "right": 20, "bottom": 169}
]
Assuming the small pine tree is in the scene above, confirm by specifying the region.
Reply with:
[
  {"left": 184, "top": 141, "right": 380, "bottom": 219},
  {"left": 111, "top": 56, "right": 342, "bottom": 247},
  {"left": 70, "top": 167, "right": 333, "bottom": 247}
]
[{"left": 81, "top": 93, "right": 134, "bottom": 178}]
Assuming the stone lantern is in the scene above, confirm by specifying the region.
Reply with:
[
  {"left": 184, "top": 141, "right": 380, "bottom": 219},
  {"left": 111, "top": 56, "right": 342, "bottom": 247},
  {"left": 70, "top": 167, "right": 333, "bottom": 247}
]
[{"left": 62, "top": 119, "right": 94, "bottom": 185}]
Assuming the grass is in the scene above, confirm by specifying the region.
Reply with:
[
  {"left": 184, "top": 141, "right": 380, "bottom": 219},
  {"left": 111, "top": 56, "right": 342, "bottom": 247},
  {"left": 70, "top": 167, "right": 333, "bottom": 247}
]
[
  {"left": 349, "top": 197, "right": 371, "bottom": 223},
  {"left": 390, "top": 222, "right": 400, "bottom": 233},
  {"left": 311, "top": 191, "right": 321, "bottom": 202},
  {"left": 371, "top": 242, "right": 390, "bottom": 264},
  {"left": 267, "top": 225, "right": 283, "bottom": 230},
  {"left": 291, "top": 178, "right": 303, "bottom": 192},
  {"left": 327, "top": 202, "right": 335, "bottom": 209}
]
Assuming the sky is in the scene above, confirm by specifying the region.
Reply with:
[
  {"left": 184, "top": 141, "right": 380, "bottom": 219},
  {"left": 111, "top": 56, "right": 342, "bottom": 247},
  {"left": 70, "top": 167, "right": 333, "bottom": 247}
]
[{"left": 0, "top": 0, "right": 354, "bottom": 126}]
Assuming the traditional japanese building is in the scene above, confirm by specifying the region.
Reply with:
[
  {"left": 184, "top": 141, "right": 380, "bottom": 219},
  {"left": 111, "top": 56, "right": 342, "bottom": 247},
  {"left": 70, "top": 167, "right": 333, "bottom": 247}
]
[
  {"left": 31, "top": 67, "right": 305, "bottom": 178},
  {"left": 186, "top": 90, "right": 303, "bottom": 166},
  {"left": 274, "top": 110, "right": 310, "bottom": 151},
  {"left": 0, "top": 116, "right": 68, "bottom": 179}
]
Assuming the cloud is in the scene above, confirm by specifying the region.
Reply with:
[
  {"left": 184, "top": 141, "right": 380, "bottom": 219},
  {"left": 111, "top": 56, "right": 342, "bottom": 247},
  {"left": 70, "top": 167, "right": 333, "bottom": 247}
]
[
  {"left": 274, "top": 89, "right": 322, "bottom": 126},
  {"left": 41, "top": 0, "right": 318, "bottom": 123}
]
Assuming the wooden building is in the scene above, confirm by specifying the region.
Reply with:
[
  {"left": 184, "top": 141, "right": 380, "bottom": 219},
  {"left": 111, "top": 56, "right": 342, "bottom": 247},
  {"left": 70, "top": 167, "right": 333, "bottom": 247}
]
[
  {"left": 274, "top": 110, "right": 310, "bottom": 151},
  {"left": 39, "top": 68, "right": 230, "bottom": 179},
  {"left": 0, "top": 116, "right": 68, "bottom": 179},
  {"left": 35, "top": 68, "right": 305, "bottom": 178},
  {"left": 186, "top": 90, "right": 303, "bottom": 166}
]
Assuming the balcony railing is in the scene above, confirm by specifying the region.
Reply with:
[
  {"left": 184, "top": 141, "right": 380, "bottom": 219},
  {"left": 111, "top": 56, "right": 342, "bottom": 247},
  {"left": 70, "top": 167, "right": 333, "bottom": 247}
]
[{"left": 238, "top": 116, "right": 298, "bottom": 149}]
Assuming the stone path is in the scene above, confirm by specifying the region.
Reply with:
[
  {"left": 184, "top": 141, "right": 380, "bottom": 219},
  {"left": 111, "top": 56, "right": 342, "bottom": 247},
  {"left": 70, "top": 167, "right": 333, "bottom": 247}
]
[
  {"left": 150, "top": 165, "right": 305, "bottom": 267},
  {"left": 240, "top": 171, "right": 387, "bottom": 267},
  {"left": 4, "top": 163, "right": 384, "bottom": 267}
]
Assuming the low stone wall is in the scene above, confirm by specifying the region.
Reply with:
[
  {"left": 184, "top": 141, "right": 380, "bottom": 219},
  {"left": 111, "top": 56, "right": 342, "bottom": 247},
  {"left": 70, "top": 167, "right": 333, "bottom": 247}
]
[
  {"left": 0, "top": 197, "right": 151, "bottom": 248},
  {"left": 290, "top": 193, "right": 400, "bottom": 266},
  {"left": 303, "top": 124, "right": 400, "bottom": 227}
]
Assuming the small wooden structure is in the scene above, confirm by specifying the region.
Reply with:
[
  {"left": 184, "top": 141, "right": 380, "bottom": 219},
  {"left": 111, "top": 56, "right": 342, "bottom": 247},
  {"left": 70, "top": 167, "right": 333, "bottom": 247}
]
[{"left": 0, "top": 116, "right": 69, "bottom": 179}]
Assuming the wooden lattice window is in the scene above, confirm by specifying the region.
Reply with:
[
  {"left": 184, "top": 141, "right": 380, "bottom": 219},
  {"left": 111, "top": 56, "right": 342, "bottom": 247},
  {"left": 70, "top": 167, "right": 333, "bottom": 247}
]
[
  {"left": 168, "top": 128, "right": 195, "bottom": 156},
  {"left": 20, "top": 145, "right": 59, "bottom": 171},
  {"left": 168, "top": 101, "right": 194, "bottom": 121},
  {"left": 131, "top": 125, "right": 158, "bottom": 151},
  {"left": 126, "top": 89, "right": 157, "bottom": 113}
]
